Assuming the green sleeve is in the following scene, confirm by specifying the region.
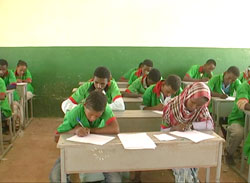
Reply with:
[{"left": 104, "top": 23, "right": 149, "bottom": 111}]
[
  {"left": 127, "top": 77, "right": 141, "bottom": 94},
  {"left": 207, "top": 75, "right": 217, "bottom": 92},
  {"left": 237, "top": 82, "right": 250, "bottom": 100},
  {"left": 71, "top": 82, "right": 91, "bottom": 103},
  {"left": 128, "top": 71, "right": 137, "bottom": 85},
  {"left": 230, "top": 79, "right": 241, "bottom": 96},
  {"left": 143, "top": 86, "right": 153, "bottom": 106},
  {"left": 25, "top": 69, "right": 32, "bottom": 80},
  {"left": 123, "top": 68, "right": 136, "bottom": 80},
  {"left": 0, "top": 78, "right": 6, "bottom": 93},
  {"left": 8, "top": 70, "right": 17, "bottom": 84},
  {"left": 186, "top": 65, "right": 198, "bottom": 78},
  {"left": 57, "top": 105, "right": 80, "bottom": 133},
  {"left": 109, "top": 80, "right": 122, "bottom": 101}
]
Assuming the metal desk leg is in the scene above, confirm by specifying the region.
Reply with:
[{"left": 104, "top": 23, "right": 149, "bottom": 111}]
[
  {"left": 205, "top": 168, "right": 210, "bottom": 183},
  {"left": 241, "top": 114, "right": 249, "bottom": 173},
  {"left": 60, "top": 149, "right": 67, "bottom": 183},
  {"left": 216, "top": 142, "right": 223, "bottom": 183}
]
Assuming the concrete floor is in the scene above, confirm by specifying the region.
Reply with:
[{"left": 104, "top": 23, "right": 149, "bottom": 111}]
[{"left": 0, "top": 118, "right": 248, "bottom": 183}]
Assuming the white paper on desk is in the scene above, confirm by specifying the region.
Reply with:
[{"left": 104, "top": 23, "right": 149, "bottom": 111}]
[
  {"left": 154, "top": 134, "right": 176, "bottom": 141},
  {"left": 66, "top": 134, "right": 115, "bottom": 145},
  {"left": 153, "top": 110, "right": 163, "bottom": 115},
  {"left": 118, "top": 133, "right": 156, "bottom": 149},
  {"left": 226, "top": 96, "right": 235, "bottom": 101},
  {"left": 169, "top": 130, "right": 215, "bottom": 143}
]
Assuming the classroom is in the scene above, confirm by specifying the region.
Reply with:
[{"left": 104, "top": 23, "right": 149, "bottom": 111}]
[{"left": 0, "top": 0, "right": 250, "bottom": 182}]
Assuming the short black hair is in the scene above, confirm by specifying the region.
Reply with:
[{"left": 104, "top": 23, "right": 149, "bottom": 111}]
[
  {"left": 227, "top": 66, "right": 240, "bottom": 77},
  {"left": 142, "top": 59, "right": 153, "bottom": 67},
  {"left": 147, "top": 68, "right": 161, "bottom": 82},
  {"left": 17, "top": 60, "right": 28, "bottom": 67},
  {"left": 206, "top": 59, "right": 216, "bottom": 66},
  {"left": 85, "top": 91, "right": 107, "bottom": 112},
  {"left": 165, "top": 74, "right": 181, "bottom": 91},
  {"left": 94, "top": 66, "right": 110, "bottom": 80},
  {"left": 0, "top": 59, "right": 8, "bottom": 66}
]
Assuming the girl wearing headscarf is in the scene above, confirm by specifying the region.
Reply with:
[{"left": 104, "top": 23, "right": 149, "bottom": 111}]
[{"left": 161, "top": 82, "right": 214, "bottom": 183}]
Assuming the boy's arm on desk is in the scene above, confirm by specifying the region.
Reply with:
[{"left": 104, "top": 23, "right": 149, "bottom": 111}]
[{"left": 91, "top": 119, "right": 120, "bottom": 134}]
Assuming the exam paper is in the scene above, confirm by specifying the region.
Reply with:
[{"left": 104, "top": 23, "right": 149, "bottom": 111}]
[
  {"left": 154, "top": 134, "right": 176, "bottom": 141},
  {"left": 169, "top": 130, "right": 215, "bottom": 143},
  {"left": 67, "top": 134, "right": 115, "bottom": 145},
  {"left": 118, "top": 133, "right": 156, "bottom": 149}
]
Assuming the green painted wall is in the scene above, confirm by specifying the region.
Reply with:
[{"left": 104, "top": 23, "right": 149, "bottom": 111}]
[{"left": 0, "top": 47, "right": 249, "bottom": 117}]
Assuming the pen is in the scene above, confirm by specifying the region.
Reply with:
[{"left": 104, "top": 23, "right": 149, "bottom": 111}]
[{"left": 76, "top": 118, "right": 84, "bottom": 128}]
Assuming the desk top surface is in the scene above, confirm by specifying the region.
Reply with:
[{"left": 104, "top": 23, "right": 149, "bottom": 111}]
[
  {"left": 244, "top": 110, "right": 250, "bottom": 115},
  {"left": 123, "top": 97, "right": 143, "bottom": 102},
  {"left": 114, "top": 110, "right": 162, "bottom": 118},
  {"left": 58, "top": 131, "right": 224, "bottom": 148},
  {"left": 16, "top": 82, "right": 27, "bottom": 86},
  {"left": 211, "top": 96, "right": 235, "bottom": 102}
]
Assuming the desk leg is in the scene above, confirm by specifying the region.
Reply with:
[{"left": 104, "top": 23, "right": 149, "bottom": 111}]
[
  {"left": 216, "top": 142, "right": 223, "bottom": 183},
  {"left": 0, "top": 112, "right": 3, "bottom": 156},
  {"left": 205, "top": 168, "right": 210, "bottom": 183},
  {"left": 60, "top": 149, "right": 67, "bottom": 183}
]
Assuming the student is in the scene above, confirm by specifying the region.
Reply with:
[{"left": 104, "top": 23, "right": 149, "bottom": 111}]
[
  {"left": 208, "top": 66, "right": 241, "bottom": 99},
  {"left": 239, "top": 65, "right": 250, "bottom": 83},
  {"left": 119, "top": 62, "right": 143, "bottom": 82},
  {"left": 226, "top": 80, "right": 250, "bottom": 166},
  {"left": 13, "top": 60, "right": 34, "bottom": 100},
  {"left": 122, "top": 68, "right": 161, "bottom": 98},
  {"left": 61, "top": 66, "right": 125, "bottom": 113},
  {"left": 142, "top": 74, "right": 182, "bottom": 111},
  {"left": 183, "top": 59, "right": 216, "bottom": 82},
  {"left": 50, "top": 91, "right": 121, "bottom": 183},
  {"left": 207, "top": 66, "right": 241, "bottom": 138},
  {"left": 161, "top": 82, "right": 214, "bottom": 183},
  {"left": 0, "top": 77, "right": 12, "bottom": 120},
  {"left": 128, "top": 59, "right": 153, "bottom": 85},
  {"left": 0, "top": 59, "right": 23, "bottom": 125}
]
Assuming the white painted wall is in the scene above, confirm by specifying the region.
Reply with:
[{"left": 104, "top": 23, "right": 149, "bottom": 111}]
[{"left": 0, "top": 0, "right": 250, "bottom": 47}]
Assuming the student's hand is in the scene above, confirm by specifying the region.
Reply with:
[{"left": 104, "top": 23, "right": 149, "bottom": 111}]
[
  {"left": 220, "top": 94, "right": 228, "bottom": 99},
  {"left": 155, "top": 103, "right": 164, "bottom": 111},
  {"left": 54, "top": 134, "right": 60, "bottom": 143},
  {"left": 201, "top": 77, "right": 209, "bottom": 82},
  {"left": 171, "top": 123, "right": 189, "bottom": 132},
  {"left": 75, "top": 126, "right": 90, "bottom": 137},
  {"left": 17, "top": 79, "right": 22, "bottom": 83}
]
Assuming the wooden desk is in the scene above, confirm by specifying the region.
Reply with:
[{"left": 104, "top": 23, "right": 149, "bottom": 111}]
[
  {"left": 78, "top": 81, "right": 128, "bottom": 88},
  {"left": 119, "top": 88, "right": 126, "bottom": 92},
  {"left": 58, "top": 132, "right": 224, "bottom": 183},
  {"left": 211, "top": 97, "right": 235, "bottom": 133},
  {"left": 114, "top": 110, "right": 162, "bottom": 132},
  {"left": 16, "top": 83, "right": 29, "bottom": 128},
  {"left": 123, "top": 97, "right": 142, "bottom": 110}
]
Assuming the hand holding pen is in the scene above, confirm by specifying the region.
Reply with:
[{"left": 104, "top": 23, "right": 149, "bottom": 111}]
[
  {"left": 220, "top": 89, "right": 228, "bottom": 99},
  {"left": 75, "top": 118, "right": 90, "bottom": 137}
]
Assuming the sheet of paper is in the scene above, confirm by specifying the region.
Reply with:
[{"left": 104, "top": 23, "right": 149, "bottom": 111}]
[
  {"left": 154, "top": 134, "right": 176, "bottom": 141},
  {"left": 153, "top": 110, "right": 163, "bottom": 115},
  {"left": 67, "top": 134, "right": 115, "bottom": 145},
  {"left": 226, "top": 96, "right": 235, "bottom": 101},
  {"left": 118, "top": 133, "right": 156, "bottom": 149},
  {"left": 169, "top": 130, "right": 215, "bottom": 143}
]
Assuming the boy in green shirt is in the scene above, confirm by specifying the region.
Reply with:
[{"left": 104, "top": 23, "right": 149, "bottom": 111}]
[
  {"left": 119, "top": 62, "right": 143, "bottom": 82},
  {"left": 62, "top": 67, "right": 125, "bottom": 113},
  {"left": 208, "top": 66, "right": 241, "bottom": 99},
  {"left": 239, "top": 66, "right": 250, "bottom": 83},
  {"left": 123, "top": 68, "right": 161, "bottom": 98},
  {"left": 142, "top": 74, "right": 182, "bottom": 111},
  {"left": 14, "top": 60, "right": 34, "bottom": 100},
  {"left": 226, "top": 81, "right": 250, "bottom": 166},
  {"left": 0, "top": 77, "right": 12, "bottom": 119},
  {"left": 50, "top": 91, "right": 121, "bottom": 183},
  {"left": 183, "top": 59, "right": 216, "bottom": 82},
  {"left": 128, "top": 59, "right": 153, "bottom": 85}
]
